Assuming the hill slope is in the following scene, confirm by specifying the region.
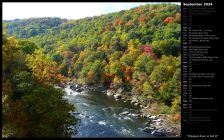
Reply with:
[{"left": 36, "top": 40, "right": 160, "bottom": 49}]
[{"left": 4, "top": 3, "right": 181, "bottom": 132}]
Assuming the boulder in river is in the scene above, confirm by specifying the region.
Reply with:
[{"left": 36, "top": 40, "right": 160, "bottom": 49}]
[
  {"left": 69, "top": 85, "right": 74, "bottom": 89},
  {"left": 72, "top": 112, "right": 80, "bottom": 115},
  {"left": 103, "top": 107, "right": 112, "bottom": 111},
  {"left": 152, "top": 118, "right": 162, "bottom": 122},
  {"left": 143, "top": 127, "right": 154, "bottom": 133},
  {"left": 131, "top": 100, "right": 136, "bottom": 104},
  {"left": 128, "top": 113, "right": 139, "bottom": 118},
  {"left": 114, "top": 94, "right": 122, "bottom": 99},
  {"left": 141, "top": 114, "right": 148, "bottom": 118},
  {"left": 150, "top": 124, "right": 162, "bottom": 130},
  {"left": 120, "top": 111, "right": 129, "bottom": 115},
  {"left": 144, "top": 121, "right": 151, "bottom": 126},
  {"left": 106, "top": 90, "right": 113, "bottom": 96},
  {"left": 76, "top": 88, "right": 82, "bottom": 92},
  {"left": 155, "top": 121, "right": 162, "bottom": 126},
  {"left": 134, "top": 102, "right": 140, "bottom": 106},
  {"left": 149, "top": 115, "right": 157, "bottom": 120},
  {"left": 70, "top": 84, "right": 80, "bottom": 90},
  {"left": 151, "top": 130, "right": 166, "bottom": 136}
]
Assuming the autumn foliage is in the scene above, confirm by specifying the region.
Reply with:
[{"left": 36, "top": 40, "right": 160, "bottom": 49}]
[
  {"left": 127, "top": 20, "right": 134, "bottom": 26},
  {"left": 63, "top": 51, "right": 73, "bottom": 59},
  {"left": 164, "top": 17, "right": 174, "bottom": 23},
  {"left": 113, "top": 18, "right": 124, "bottom": 26},
  {"left": 2, "top": 33, "right": 76, "bottom": 137},
  {"left": 138, "top": 15, "right": 147, "bottom": 23},
  {"left": 141, "top": 45, "right": 158, "bottom": 60}
]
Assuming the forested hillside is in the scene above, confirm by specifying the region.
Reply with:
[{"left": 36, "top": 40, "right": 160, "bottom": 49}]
[
  {"left": 2, "top": 28, "right": 76, "bottom": 137},
  {"left": 3, "top": 3, "right": 181, "bottom": 137}
]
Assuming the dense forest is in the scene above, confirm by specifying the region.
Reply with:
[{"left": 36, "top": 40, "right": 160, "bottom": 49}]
[{"left": 3, "top": 3, "right": 181, "bottom": 137}]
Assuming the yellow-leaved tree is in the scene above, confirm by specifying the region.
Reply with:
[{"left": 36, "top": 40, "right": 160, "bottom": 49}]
[{"left": 26, "top": 49, "right": 66, "bottom": 85}]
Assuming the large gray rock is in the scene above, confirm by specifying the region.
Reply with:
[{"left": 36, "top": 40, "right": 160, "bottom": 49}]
[
  {"left": 69, "top": 84, "right": 77, "bottom": 90},
  {"left": 151, "top": 130, "right": 166, "bottom": 136},
  {"left": 149, "top": 115, "right": 157, "bottom": 120},
  {"left": 114, "top": 94, "right": 122, "bottom": 99},
  {"left": 76, "top": 88, "right": 82, "bottom": 92},
  {"left": 143, "top": 127, "right": 154, "bottom": 133},
  {"left": 72, "top": 112, "right": 80, "bottom": 115},
  {"left": 150, "top": 124, "right": 162, "bottom": 130},
  {"left": 102, "top": 107, "right": 112, "bottom": 112},
  {"left": 134, "top": 102, "right": 140, "bottom": 106},
  {"left": 128, "top": 113, "right": 139, "bottom": 118},
  {"left": 152, "top": 118, "right": 162, "bottom": 122},
  {"left": 131, "top": 100, "right": 136, "bottom": 104},
  {"left": 144, "top": 122, "right": 150, "bottom": 126},
  {"left": 106, "top": 90, "right": 113, "bottom": 96},
  {"left": 155, "top": 121, "right": 162, "bottom": 126},
  {"left": 120, "top": 111, "right": 129, "bottom": 115}
]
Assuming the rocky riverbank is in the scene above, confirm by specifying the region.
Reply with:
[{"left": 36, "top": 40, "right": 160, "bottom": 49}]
[
  {"left": 105, "top": 88, "right": 180, "bottom": 137},
  {"left": 64, "top": 82, "right": 180, "bottom": 137}
]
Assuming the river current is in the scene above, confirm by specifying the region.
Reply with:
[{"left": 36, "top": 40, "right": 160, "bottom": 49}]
[{"left": 63, "top": 84, "right": 159, "bottom": 138}]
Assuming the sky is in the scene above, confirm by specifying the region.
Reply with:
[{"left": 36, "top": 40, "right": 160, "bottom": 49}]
[{"left": 2, "top": 2, "right": 179, "bottom": 20}]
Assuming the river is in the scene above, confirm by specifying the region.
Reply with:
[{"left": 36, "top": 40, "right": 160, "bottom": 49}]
[{"left": 63, "top": 84, "right": 165, "bottom": 138}]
